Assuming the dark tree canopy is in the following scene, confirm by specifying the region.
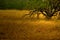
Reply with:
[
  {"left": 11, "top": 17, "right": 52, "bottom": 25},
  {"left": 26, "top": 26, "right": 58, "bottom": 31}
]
[{"left": 0, "top": 0, "right": 60, "bottom": 10}]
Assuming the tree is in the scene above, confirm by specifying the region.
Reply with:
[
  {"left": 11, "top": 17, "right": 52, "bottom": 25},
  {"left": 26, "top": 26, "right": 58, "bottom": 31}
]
[
  {"left": 46, "top": 0, "right": 60, "bottom": 19},
  {"left": 38, "top": 0, "right": 60, "bottom": 19}
]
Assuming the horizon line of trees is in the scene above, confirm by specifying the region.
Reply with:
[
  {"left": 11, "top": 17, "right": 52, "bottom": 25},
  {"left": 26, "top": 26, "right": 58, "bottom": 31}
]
[
  {"left": 0, "top": 0, "right": 54, "bottom": 10},
  {"left": 0, "top": 0, "right": 60, "bottom": 10}
]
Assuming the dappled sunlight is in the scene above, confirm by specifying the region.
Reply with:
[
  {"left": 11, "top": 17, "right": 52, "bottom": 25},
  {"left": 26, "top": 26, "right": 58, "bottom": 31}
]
[
  {"left": 52, "top": 11, "right": 60, "bottom": 20},
  {"left": 39, "top": 14, "right": 46, "bottom": 19}
]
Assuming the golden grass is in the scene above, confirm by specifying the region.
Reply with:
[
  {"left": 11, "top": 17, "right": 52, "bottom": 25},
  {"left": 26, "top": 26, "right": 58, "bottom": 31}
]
[{"left": 0, "top": 10, "right": 60, "bottom": 40}]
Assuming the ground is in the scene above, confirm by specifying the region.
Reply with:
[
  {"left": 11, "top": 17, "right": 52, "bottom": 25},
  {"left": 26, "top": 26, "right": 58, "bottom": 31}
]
[{"left": 0, "top": 10, "right": 60, "bottom": 40}]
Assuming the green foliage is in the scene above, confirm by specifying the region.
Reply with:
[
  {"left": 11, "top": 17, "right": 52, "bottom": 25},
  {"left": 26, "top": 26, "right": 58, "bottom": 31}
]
[
  {"left": 0, "top": 0, "right": 48, "bottom": 9},
  {"left": 0, "top": 0, "right": 60, "bottom": 10}
]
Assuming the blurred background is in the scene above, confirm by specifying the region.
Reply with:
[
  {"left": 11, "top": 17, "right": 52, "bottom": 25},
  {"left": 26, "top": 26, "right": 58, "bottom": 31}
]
[{"left": 0, "top": 0, "right": 51, "bottom": 10}]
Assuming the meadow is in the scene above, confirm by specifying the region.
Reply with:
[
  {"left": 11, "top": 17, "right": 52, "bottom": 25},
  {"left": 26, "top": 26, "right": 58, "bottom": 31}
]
[{"left": 0, "top": 10, "right": 60, "bottom": 40}]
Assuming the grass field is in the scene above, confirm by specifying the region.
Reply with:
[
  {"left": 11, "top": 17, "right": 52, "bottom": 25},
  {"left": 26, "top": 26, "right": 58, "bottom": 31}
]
[{"left": 0, "top": 10, "right": 60, "bottom": 40}]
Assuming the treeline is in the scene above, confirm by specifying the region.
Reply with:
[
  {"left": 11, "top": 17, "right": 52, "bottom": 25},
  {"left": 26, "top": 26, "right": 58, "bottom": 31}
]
[
  {"left": 0, "top": 0, "right": 60, "bottom": 10},
  {"left": 0, "top": 0, "right": 50, "bottom": 10}
]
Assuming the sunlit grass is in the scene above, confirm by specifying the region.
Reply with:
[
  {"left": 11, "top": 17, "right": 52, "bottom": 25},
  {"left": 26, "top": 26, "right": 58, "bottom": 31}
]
[{"left": 0, "top": 10, "right": 60, "bottom": 40}]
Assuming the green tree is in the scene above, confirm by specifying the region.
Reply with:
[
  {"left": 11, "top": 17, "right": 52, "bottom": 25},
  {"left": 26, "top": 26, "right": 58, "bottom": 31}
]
[{"left": 44, "top": 0, "right": 60, "bottom": 19}]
